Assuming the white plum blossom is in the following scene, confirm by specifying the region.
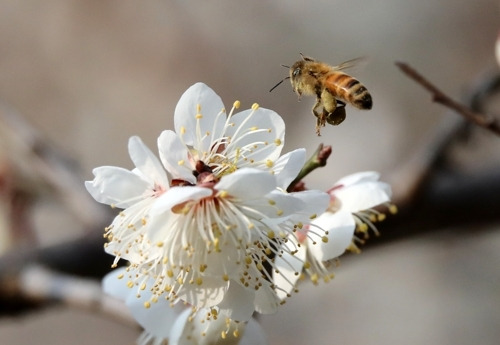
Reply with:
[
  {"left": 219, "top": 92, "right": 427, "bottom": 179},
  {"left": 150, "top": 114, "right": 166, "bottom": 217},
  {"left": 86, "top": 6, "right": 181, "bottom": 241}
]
[
  {"left": 86, "top": 83, "right": 329, "bottom": 325},
  {"left": 274, "top": 171, "right": 392, "bottom": 290}
]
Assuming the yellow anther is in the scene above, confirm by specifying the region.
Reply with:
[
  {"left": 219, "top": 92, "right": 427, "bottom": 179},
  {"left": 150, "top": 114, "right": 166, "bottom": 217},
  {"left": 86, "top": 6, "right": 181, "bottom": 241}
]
[
  {"left": 140, "top": 283, "right": 146, "bottom": 290},
  {"left": 274, "top": 138, "right": 282, "bottom": 146},
  {"left": 251, "top": 103, "right": 259, "bottom": 110},
  {"left": 196, "top": 277, "right": 203, "bottom": 285},
  {"left": 233, "top": 100, "right": 241, "bottom": 109},
  {"left": 358, "top": 223, "right": 369, "bottom": 232},
  {"left": 221, "top": 331, "right": 227, "bottom": 339},
  {"left": 310, "top": 273, "right": 319, "bottom": 285},
  {"left": 247, "top": 223, "right": 255, "bottom": 229},
  {"left": 250, "top": 126, "right": 258, "bottom": 131},
  {"left": 180, "top": 126, "right": 186, "bottom": 134},
  {"left": 156, "top": 241, "right": 164, "bottom": 247},
  {"left": 223, "top": 274, "right": 229, "bottom": 281},
  {"left": 276, "top": 209, "right": 283, "bottom": 216},
  {"left": 117, "top": 273, "right": 124, "bottom": 279},
  {"left": 233, "top": 329, "right": 240, "bottom": 338},
  {"left": 218, "top": 190, "right": 229, "bottom": 198},
  {"left": 167, "top": 270, "right": 174, "bottom": 278},
  {"left": 177, "top": 277, "right": 183, "bottom": 285},
  {"left": 127, "top": 281, "right": 134, "bottom": 288},
  {"left": 197, "top": 104, "right": 202, "bottom": 112},
  {"left": 296, "top": 222, "right": 303, "bottom": 229},
  {"left": 267, "top": 230, "right": 275, "bottom": 239},
  {"left": 377, "top": 213, "right": 386, "bottom": 221},
  {"left": 196, "top": 113, "right": 203, "bottom": 119},
  {"left": 322, "top": 236, "right": 329, "bottom": 243},
  {"left": 141, "top": 218, "right": 147, "bottom": 226},
  {"left": 144, "top": 301, "right": 151, "bottom": 309},
  {"left": 245, "top": 256, "right": 253, "bottom": 265},
  {"left": 268, "top": 199, "right": 276, "bottom": 205},
  {"left": 309, "top": 213, "right": 317, "bottom": 220},
  {"left": 266, "top": 159, "right": 273, "bottom": 167},
  {"left": 178, "top": 159, "right": 185, "bottom": 166},
  {"left": 389, "top": 204, "right": 398, "bottom": 214}
]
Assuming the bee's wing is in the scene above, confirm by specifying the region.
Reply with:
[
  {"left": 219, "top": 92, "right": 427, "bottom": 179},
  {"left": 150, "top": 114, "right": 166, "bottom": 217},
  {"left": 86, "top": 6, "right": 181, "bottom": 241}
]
[{"left": 332, "top": 57, "right": 367, "bottom": 71}]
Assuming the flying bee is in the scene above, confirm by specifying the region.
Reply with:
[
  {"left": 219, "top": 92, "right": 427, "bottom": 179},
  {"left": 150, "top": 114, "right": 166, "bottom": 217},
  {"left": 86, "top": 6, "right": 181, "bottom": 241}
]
[{"left": 270, "top": 54, "right": 372, "bottom": 135}]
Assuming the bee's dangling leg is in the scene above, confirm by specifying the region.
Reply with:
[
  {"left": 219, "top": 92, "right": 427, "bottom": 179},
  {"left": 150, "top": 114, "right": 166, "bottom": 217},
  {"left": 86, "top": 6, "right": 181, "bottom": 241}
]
[{"left": 312, "top": 98, "right": 325, "bottom": 136}]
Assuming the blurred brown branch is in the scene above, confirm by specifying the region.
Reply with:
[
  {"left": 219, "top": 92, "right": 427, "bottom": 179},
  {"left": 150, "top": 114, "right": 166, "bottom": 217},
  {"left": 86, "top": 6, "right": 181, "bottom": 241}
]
[{"left": 396, "top": 62, "right": 500, "bottom": 136}]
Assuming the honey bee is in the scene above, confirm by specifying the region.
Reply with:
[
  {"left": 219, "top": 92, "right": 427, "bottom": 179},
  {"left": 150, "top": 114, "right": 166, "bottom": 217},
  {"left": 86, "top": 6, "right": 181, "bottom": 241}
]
[{"left": 270, "top": 54, "right": 372, "bottom": 135}]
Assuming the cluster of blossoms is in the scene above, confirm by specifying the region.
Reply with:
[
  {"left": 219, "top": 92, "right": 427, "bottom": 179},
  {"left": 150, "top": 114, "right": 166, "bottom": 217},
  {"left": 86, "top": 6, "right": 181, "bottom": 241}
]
[{"left": 86, "top": 83, "right": 393, "bottom": 344}]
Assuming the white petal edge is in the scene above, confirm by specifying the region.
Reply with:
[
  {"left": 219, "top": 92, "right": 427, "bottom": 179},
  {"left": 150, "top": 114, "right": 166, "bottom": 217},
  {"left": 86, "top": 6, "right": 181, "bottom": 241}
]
[
  {"left": 215, "top": 168, "right": 277, "bottom": 200},
  {"left": 151, "top": 186, "right": 212, "bottom": 215},
  {"left": 157, "top": 130, "right": 196, "bottom": 183},
  {"left": 309, "top": 211, "right": 356, "bottom": 261},
  {"left": 334, "top": 171, "right": 380, "bottom": 187},
  {"left": 274, "top": 148, "right": 306, "bottom": 190},
  {"left": 85, "top": 166, "right": 150, "bottom": 207},
  {"left": 174, "top": 83, "right": 226, "bottom": 151},
  {"left": 128, "top": 136, "right": 169, "bottom": 187},
  {"left": 334, "top": 181, "right": 391, "bottom": 212}
]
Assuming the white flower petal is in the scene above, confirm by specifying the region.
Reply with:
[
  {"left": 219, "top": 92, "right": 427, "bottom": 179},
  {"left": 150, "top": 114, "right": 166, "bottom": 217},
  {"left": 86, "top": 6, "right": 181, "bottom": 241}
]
[
  {"left": 239, "top": 318, "right": 268, "bottom": 345},
  {"left": 127, "top": 292, "right": 185, "bottom": 339},
  {"left": 174, "top": 83, "right": 226, "bottom": 150},
  {"left": 290, "top": 190, "right": 330, "bottom": 217},
  {"left": 274, "top": 148, "right": 306, "bottom": 190},
  {"left": 335, "top": 171, "right": 381, "bottom": 187},
  {"left": 216, "top": 281, "right": 256, "bottom": 322},
  {"left": 151, "top": 186, "right": 212, "bottom": 214},
  {"left": 170, "top": 308, "right": 248, "bottom": 345},
  {"left": 102, "top": 268, "right": 130, "bottom": 300},
  {"left": 253, "top": 281, "right": 280, "bottom": 315},
  {"left": 158, "top": 130, "right": 196, "bottom": 183},
  {"left": 166, "top": 307, "right": 192, "bottom": 345},
  {"left": 309, "top": 211, "right": 356, "bottom": 261},
  {"left": 335, "top": 181, "right": 391, "bottom": 212},
  {"left": 224, "top": 108, "right": 285, "bottom": 164},
  {"left": 215, "top": 168, "right": 276, "bottom": 200},
  {"left": 85, "top": 166, "right": 150, "bottom": 207},
  {"left": 128, "top": 136, "right": 169, "bottom": 187},
  {"left": 273, "top": 235, "right": 306, "bottom": 299},
  {"left": 175, "top": 276, "right": 228, "bottom": 308}
]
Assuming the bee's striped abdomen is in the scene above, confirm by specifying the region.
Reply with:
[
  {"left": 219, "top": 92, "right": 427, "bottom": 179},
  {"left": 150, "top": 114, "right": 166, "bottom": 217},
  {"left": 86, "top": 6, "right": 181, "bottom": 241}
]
[{"left": 326, "top": 73, "right": 372, "bottom": 110}]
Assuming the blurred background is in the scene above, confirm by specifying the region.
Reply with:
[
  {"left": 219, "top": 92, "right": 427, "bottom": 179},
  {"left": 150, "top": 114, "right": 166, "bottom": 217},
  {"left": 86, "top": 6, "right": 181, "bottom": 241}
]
[{"left": 0, "top": 0, "right": 499, "bottom": 344}]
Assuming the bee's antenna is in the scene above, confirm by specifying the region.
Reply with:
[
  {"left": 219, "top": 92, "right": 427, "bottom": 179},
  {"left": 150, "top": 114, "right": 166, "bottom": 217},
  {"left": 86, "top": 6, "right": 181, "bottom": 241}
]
[
  {"left": 269, "top": 76, "right": 290, "bottom": 92},
  {"left": 281, "top": 64, "right": 290, "bottom": 69}
]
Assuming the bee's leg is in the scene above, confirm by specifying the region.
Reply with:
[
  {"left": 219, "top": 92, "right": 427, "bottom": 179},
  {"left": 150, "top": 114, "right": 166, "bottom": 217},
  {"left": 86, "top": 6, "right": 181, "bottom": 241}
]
[{"left": 312, "top": 98, "right": 325, "bottom": 136}]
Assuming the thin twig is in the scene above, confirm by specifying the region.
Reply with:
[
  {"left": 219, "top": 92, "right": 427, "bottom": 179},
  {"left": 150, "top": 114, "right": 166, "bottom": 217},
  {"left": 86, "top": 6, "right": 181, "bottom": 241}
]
[{"left": 396, "top": 62, "right": 500, "bottom": 136}]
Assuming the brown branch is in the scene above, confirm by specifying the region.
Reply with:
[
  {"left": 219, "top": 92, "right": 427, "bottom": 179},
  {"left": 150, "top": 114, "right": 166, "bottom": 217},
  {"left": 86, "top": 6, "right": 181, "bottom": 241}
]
[
  {"left": 396, "top": 62, "right": 500, "bottom": 136},
  {"left": 1, "top": 263, "right": 136, "bottom": 326}
]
